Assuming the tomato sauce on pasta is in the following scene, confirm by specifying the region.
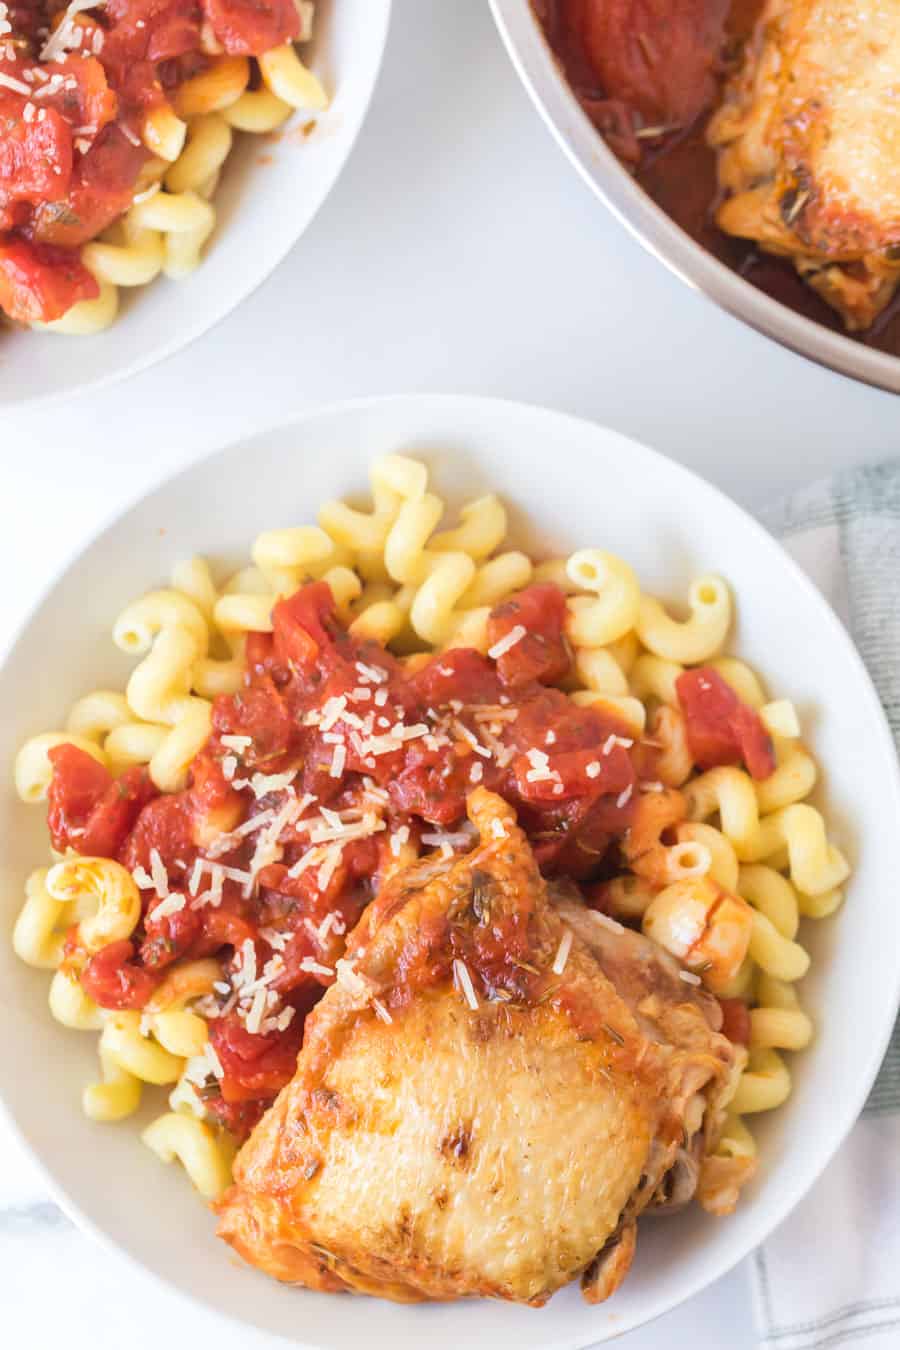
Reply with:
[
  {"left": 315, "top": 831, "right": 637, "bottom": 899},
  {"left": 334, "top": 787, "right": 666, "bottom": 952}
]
[
  {"left": 0, "top": 0, "right": 301, "bottom": 324},
  {"left": 43, "top": 576, "right": 773, "bottom": 1139}
]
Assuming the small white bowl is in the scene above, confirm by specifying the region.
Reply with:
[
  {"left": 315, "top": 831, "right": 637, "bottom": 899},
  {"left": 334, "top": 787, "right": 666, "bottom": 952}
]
[
  {"left": 1, "top": 393, "right": 898, "bottom": 1347},
  {"left": 0, "top": 0, "right": 391, "bottom": 408}
]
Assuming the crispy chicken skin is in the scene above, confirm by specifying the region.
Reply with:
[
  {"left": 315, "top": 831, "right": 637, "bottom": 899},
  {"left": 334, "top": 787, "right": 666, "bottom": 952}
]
[
  {"left": 217, "top": 789, "right": 743, "bottom": 1306},
  {"left": 708, "top": 0, "right": 900, "bottom": 329}
]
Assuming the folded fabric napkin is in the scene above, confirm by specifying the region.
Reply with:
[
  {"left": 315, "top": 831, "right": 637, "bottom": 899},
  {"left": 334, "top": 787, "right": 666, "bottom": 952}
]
[{"left": 753, "top": 463, "right": 900, "bottom": 1350}]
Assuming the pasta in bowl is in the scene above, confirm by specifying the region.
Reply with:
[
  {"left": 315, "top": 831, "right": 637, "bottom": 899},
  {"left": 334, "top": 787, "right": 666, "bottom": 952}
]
[
  {"left": 0, "top": 394, "right": 897, "bottom": 1345},
  {"left": 0, "top": 0, "right": 390, "bottom": 404}
]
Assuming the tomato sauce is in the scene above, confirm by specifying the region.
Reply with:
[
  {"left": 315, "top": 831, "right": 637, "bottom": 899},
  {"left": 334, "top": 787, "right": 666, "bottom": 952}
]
[
  {"left": 535, "top": 0, "right": 900, "bottom": 355},
  {"left": 0, "top": 0, "right": 299, "bottom": 324},
  {"left": 46, "top": 579, "right": 772, "bottom": 1136},
  {"left": 43, "top": 581, "right": 638, "bottom": 1130},
  {"left": 675, "top": 666, "right": 774, "bottom": 780}
]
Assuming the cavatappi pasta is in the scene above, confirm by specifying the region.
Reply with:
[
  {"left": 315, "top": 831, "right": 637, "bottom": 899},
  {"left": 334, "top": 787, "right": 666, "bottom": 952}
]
[{"left": 11, "top": 454, "right": 849, "bottom": 1205}]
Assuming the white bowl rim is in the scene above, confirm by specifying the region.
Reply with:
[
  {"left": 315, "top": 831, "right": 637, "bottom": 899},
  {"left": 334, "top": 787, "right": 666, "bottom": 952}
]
[
  {"left": 1, "top": 2, "right": 393, "bottom": 413},
  {"left": 489, "top": 0, "right": 900, "bottom": 395},
  {"left": 1, "top": 391, "right": 899, "bottom": 1346}
]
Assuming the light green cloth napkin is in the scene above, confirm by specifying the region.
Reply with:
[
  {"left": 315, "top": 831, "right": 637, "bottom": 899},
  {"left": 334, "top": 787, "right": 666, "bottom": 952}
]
[{"left": 752, "top": 463, "right": 900, "bottom": 1349}]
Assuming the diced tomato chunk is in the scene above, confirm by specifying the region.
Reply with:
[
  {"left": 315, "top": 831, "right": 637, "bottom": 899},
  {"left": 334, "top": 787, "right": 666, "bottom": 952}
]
[
  {"left": 195, "top": 906, "right": 259, "bottom": 958},
  {"left": 104, "top": 0, "right": 203, "bottom": 67},
  {"left": 487, "top": 583, "right": 572, "bottom": 687},
  {"left": 390, "top": 752, "right": 475, "bottom": 825},
  {"left": 46, "top": 745, "right": 158, "bottom": 856},
  {"left": 676, "top": 667, "right": 775, "bottom": 781},
  {"left": 406, "top": 647, "right": 502, "bottom": 708},
  {"left": 188, "top": 749, "right": 241, "bottom": 818},
  {"left": 559, "top": 0, "right": 729, "bottom": 128},
  {"left": 119, "top": 792, "right": 193, "bottom": 873},
  {"left": 140, "top": 902, "right": 205, "bottom": 969},
  {"left": 201, "top": 0, "right": 300, "bottom": 55},
  {"left": 46, "top": 745, "right": 110, "bottom": 850},
  {"left": 31, "top": 125, "right": 148, "bottom": 249},
  {"left": 272, "top": 580, "right": 337, "bottom": 671},
  {"left": 718, "top": 997, "right": 751, "bottom": 1045},
  {"left": 245, "top": 630, "right": 277, "bottom": 677},
  {"left": 84, "top": 765, "right": 159, "bottom": 858},
  {"left": 732, "top": 702, "right": 777, "bottom": 781},
  {"left": 0, "top": 236, "right": 98, "bottom": 325},
  {"left": 212, "top": 681, "right": 296, "bottom": 764},
  {"left": 0, "top": 102, "right": 72, "bottom": 203},
  {"left": 39, "top": 57, "right": 118, "bottom": 136},
  {"left": 512, "top": 744, "right": 633, "bottom": 803},
  {"left": 81, "top": 939, "right": 160, "bottom": 1009},
  {"left": 210, "top": 1013, "right": 304, "bottom": 1102},
  {"left": 203, "top": 1092, "right": 267, "bottom": 1139}
]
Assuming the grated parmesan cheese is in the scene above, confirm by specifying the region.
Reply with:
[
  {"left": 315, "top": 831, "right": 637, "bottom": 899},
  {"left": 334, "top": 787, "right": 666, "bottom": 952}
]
[
  {"left": 356, "top": 661, "right": 387, "bottom": 684},
  {"left": 150, "top": 892, "right": 185, "bottom": 920},
  {"left": 329, "top": 743, "right": 347, "bottom": 778},
  {"left": 335, "top": 957, "right": 378, "bottom": 1006},
  {"left": 183, "top": 1041, "right": 224, "bottom": 1085},
  {"left": 389, "top": 824, "right": 410, "bottom": 858},
  {"left": 453, "top": 958, "right": 479, "bottom": 1011},
  {"left": 244, "top": 985, "right": 269, "bottom": 1034},
  {"left": 551, "top": 928, "right": 573, "bottom": 975},
  {"left": 221, "top": 734, "right": 252, "bottom": 751},
  {"left": 316, "top": 844, "right": 342, "bottom": 891},
  {"left": 41, "top": 0, "right": 107, "bottom": 62},
  {"left": 0, "top": 72, "right": 31, "bottom": 95},
  {"left": 149, "top": 848, "right": 169, "bottom": 898},
  {"left": 233, "top": 769, "right": 297, "bottom": 798},
  {"left": 603, "top": 734, "right": 634, "bottom": 755},
  {"left": 487, "top": 624, "right": 526, "bottom": 660},
  {"left": 299, "top": 956, "right": 334, "bottom": 978},
  {"left": 319, "top": 694, "right": 347, "bottom": 731},
  {"left": 452, "top": 719, "right": 491, "bottom": 759}
]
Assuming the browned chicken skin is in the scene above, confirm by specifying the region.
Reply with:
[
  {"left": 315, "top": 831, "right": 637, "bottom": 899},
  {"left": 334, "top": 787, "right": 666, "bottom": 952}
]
[
  {"left": 217, "top": 789, "right": 744, "bottom": 1306},
  {"left": 709, "top": 0, "right": 900, "bottom": 329}
]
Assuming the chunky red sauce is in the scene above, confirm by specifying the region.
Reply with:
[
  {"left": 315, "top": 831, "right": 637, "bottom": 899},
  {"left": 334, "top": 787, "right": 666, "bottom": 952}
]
[
  {"left": 536, "top": 0, "right": 900, "bottom": 353},
  {"left": 0, "top": 0, "right": 299, "bottom": 324},
  {"left": 676, "top": 666, "right": 774, "bottom": 780},
  {"left": 47, "top": 579, "right": 767, "bottom": 1135}
]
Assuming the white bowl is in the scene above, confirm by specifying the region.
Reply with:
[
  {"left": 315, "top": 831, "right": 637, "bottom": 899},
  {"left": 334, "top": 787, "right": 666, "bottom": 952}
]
[
  {"left": 1, "top": 393, "right": 898, "bottom": 1347},
  {"left": 489, "top": 0, "right": 900, "bottom": 394},
  {"left": 0, "top": 0, "right": 391, "bottom": 409}
]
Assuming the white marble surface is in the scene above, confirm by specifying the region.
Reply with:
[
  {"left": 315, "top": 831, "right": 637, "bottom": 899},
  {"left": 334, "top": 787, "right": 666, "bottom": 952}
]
[{"left": 4, "top": 0, "right": 899, "bottom": 1345}]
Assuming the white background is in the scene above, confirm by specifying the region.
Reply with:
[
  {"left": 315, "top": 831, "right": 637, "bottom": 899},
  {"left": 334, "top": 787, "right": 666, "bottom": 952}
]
[{"left": 3, "top": 1, "right": 899, "bottom": 1345}]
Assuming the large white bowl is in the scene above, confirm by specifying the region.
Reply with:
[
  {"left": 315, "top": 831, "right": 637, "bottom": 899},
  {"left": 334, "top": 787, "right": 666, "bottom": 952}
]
[
  {"left": 1, "top": 394, "right": 898, "bottom": 1347},
  {"left": 0, "top": 0, "right": 391, "bottom": 408},
  {"left": 489, "top": 0, "right": 900, "bottom": 394}
]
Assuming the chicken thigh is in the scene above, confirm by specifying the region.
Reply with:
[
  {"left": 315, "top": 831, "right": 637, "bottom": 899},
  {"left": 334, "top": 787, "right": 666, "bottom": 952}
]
[
  {"left": 709, "top": 0, "right": 900, "bottom": 328},
  {"left": 217, "top": 789, "right": 741, "bottom": 1305}
]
